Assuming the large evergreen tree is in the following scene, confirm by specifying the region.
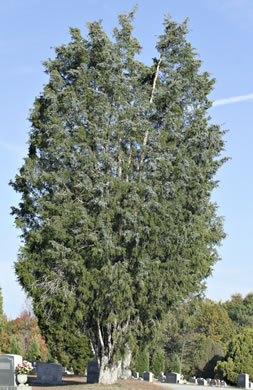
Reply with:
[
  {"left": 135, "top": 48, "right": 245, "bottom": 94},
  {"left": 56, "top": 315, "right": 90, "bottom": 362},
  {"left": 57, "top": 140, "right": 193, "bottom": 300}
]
[
  {"left": 135, "top": 345, "right": 150, "bottom": 376},
  {"left": 11, "top": 9, "right": 227, "bottom": 384},
  {"left": 9, "top": 335, "right": 22, "bottom": 355},
  {"left": 27, "top": 337, "right": 41, "bottom": 362},
  {"left": 151, "top": 347, "right": 165, "bottom": 377}
]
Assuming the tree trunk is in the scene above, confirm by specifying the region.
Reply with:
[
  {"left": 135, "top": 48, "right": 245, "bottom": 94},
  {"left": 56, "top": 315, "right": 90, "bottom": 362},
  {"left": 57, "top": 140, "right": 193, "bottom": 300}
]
[
  {"left": 98, "top": 346, "right": 132, "bottom": 384},
  {"left": 139, "top": 58, "right": 161, "bottom": 173},
  {"left": 117, "top": 346, "right": 132, "bottom": 379},
  {"left": 98, "top": 356, "right": 120, "bottom": 384}
]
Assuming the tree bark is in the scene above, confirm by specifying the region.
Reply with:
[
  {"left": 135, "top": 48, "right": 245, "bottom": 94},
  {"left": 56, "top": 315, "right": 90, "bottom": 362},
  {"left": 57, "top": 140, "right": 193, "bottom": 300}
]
[
  {"left": 98, "top": 356, "right": 120, "bottom": 384},
  {"left": 139, "top": 58, "right": 161, "bottom": 170}
]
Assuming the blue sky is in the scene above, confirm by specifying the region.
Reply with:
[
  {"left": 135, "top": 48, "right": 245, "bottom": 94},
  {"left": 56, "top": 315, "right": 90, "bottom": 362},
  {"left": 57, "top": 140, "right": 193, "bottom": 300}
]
[{"left": 1, "top": 0, "right": 253, "bottom": 319}]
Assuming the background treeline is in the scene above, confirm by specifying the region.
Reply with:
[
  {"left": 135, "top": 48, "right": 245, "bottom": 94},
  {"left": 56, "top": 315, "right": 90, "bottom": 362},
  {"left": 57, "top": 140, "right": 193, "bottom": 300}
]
[
  {"left": 2, "top": 286, "right": 253, "bottom": 383},
  {"left": 0, "top": 289, "right": 48, "bottom": 361},
  {"left": 132, "top": 293, "right": 253, "bottom": 384}
]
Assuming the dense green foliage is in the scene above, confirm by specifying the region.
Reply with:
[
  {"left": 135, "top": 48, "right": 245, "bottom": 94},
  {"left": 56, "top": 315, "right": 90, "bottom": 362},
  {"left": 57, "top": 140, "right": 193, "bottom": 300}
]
[
  {"left": 168, "top": 352, "right": 181, "bottom": 373},
  {"left": 11, "top": 8, "right": 226, "bottom": 383},
  {"left": 151, "top": 348, "right": 165, "bottom": 376},
  {"left": 215, "top": 328, "right": 253, "bottom": 384},
  {"left": 224, "top": 293, "right": 253, "bottom": 329},
  {"left": 0, "top": 294, "right": 92, "bottom": 372},
  {"left": 9, "top": 335, "right": 22, "bottom": 355},
  {"left": 27, "top": 337, "right": 41, "bottom": 361},
  {"left": 40, "top": 319, "right": 93, "bottom": 374},
  {"left": 135, "top": 346, "right": 150, "bottom": 376},
  {"left": 163, "top": 299, "right": 235, "bottom": 377}
]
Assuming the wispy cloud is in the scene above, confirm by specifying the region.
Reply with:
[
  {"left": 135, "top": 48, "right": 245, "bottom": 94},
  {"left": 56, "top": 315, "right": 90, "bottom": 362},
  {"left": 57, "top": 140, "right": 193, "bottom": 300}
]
[{"left": 213, "top": 93, "right": 253, "bottom": 106}]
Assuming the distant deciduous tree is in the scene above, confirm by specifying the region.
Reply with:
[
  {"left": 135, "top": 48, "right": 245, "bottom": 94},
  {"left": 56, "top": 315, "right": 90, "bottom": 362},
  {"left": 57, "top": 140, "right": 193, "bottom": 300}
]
[
  {"left": 194, "top": 300, "right": 235, "bottom": 344},
  {"left": 224, "top": 293, "right": 253, "bottom": 329},
  {"left": 164, "top": 299, "right": 235, "bottom": 377},
  {"left": 0, "top": 309, "right": 47, "bottom": 360}
]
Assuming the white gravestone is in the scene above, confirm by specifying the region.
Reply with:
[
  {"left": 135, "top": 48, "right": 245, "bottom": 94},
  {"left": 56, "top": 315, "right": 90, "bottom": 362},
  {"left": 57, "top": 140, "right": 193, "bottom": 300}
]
[
  {"left": 0, "top": 354, "right": 32, "bottom": 390},
  {"left": 0, "top": 354, "right": 22, "bottom": 388}
]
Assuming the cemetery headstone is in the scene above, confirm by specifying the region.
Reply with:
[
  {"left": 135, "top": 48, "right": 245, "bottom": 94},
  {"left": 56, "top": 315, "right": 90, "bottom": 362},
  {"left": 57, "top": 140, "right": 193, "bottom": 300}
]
[
  {"left": 117, "top": 347, "right": 131, "bottom": 379},
  {"left": 87, "top": 361, "right": 99, "bottom": 384},
  {"left": 0, "top": 354, "right": 22, "bottom": 388},
  {"left": 165, "top": 372, "right": 180, "bottom": 384},
  {"left": 238, "top": 374, "right": 249, "bottom": 389},
  {"left": 132, "top": 371, "right": 139, "bottom": 379},
  {"left": 197, "top": 378, "right": 207, "bottom": 386},
  {"left": 189, "top": 376, "right": 198, "bottom": 384},
  {"left": 34, "top": 362, "right": 62, "bottom": 385},
  {"left": 143, "top": 372, "right": 153, "bottom": 382}
]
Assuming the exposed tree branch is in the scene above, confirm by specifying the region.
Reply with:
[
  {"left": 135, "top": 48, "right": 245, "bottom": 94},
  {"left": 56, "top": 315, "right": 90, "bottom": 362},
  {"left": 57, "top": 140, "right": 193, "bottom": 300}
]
[{"left": 139, "top": 58, "right": 161, "bottom": 170}]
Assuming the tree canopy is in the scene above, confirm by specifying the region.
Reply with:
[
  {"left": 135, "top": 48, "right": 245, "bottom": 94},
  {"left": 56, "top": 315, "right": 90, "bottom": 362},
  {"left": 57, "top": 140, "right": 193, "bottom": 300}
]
[
  {"left": 163, "top": 298, "right": 235, "bottom": 378},
  {"left": 224, "top": 293, "right": 253, "bottom": 329},
  {"left": 11, "top": 9, "right": 227, "bottom": 384}
]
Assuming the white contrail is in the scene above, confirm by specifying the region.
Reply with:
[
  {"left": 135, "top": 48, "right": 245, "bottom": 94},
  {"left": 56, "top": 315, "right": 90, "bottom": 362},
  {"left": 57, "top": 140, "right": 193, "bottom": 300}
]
[{"left": 213, "top": 93, "right": 253, "bottom": 106}]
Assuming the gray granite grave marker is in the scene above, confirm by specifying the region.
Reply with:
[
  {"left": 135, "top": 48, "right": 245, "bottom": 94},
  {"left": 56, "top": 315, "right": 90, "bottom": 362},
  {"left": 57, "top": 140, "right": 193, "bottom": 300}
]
[
  {"left": 87, "top": 361, "right": 99, "bottom": 384},
  {"left": 165, "top": 372, "right": 180, "bottom": 384},
  {"left": 34, "top": 362, "right": 62, "bottom": 385},
  {"left": 238, "top": 374, "right": 249, "bottom": 389},
  {"left": 143, "top": 372, "right": 153, "bottom": 382},
  {"left": 0, "top": 355, "right": 15, "bottom": 388},
  {"left": 197, "top": 378, "right": 207, "bottom": 386}
]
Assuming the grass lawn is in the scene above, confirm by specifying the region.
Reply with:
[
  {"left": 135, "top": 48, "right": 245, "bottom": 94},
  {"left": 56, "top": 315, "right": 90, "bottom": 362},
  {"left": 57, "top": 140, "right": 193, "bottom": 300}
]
[{"left": 29, "top": 376, "right": 165, "bottom": 390}]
